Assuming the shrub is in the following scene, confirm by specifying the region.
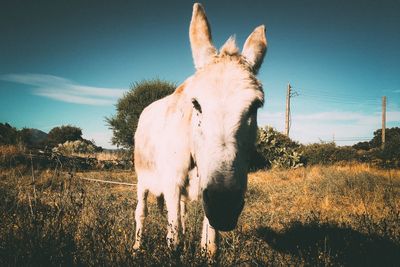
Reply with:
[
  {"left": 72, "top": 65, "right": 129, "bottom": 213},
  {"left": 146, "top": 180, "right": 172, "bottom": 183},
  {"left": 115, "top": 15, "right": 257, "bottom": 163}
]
[
  {"left": 369, "top": 127, "right": 400, "bottom": 149},
  {"left": 301, "top": 142, "right": 359, "bottom": 165},
  {"left": 251, "top": 126, "right": 302, "bottom": 170},
  {"left": 352, "top": 127, "right": 400, "bottom": 168},
  {"left": 48, "top": 125, "right": 83, "bottom": 147},
  {"left": 352, "top": 141, "right": 370, "bottom": 151},
  {"left": 52, "top": 140, "right": 96, "bottom": 155},
  {"left": 367, "top": 148, "right": 400, "bottom": 169},
  {"left": 0, "top": 123, "right": 18, "bottom": 145}
]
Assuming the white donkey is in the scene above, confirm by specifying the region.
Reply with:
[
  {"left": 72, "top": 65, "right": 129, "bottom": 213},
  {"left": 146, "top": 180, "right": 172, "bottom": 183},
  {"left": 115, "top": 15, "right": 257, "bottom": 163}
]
[{"left": 133, "top": 3, "right": 267, "bottom": 255}]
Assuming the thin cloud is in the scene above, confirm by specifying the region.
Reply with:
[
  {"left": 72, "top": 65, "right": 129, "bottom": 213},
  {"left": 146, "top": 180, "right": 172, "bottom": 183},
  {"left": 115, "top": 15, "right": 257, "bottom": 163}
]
[
  {"left": 35, "top": 89, "right": 115, "bottom": 106},
  {"left": 0, "top": 73, "right": 126, "bottom": 106}
]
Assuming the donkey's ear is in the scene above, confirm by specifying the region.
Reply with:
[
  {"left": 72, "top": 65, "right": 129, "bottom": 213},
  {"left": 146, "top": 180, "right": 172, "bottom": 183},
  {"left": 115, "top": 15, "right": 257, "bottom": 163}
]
[
  {"left": 242, "top": 25, "right": 267, "bottom": 74},
  {"left": 189, "top": 3, "right": 217, "bottom": 70}
]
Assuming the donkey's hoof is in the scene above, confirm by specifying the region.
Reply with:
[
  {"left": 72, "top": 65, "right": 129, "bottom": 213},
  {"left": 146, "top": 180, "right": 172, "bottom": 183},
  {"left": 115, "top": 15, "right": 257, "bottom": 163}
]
[
  {"left": 133, "top": 242, "right": 141, "bottom": 251},
  {"left": 201, "top": 244, "right": 218, "bottom": 259}
]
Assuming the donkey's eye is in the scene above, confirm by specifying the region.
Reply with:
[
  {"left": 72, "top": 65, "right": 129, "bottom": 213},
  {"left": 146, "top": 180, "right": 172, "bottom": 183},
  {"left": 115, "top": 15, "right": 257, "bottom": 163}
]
[{"left": 192, "top": 99, "right": 202, "bottom": 113}]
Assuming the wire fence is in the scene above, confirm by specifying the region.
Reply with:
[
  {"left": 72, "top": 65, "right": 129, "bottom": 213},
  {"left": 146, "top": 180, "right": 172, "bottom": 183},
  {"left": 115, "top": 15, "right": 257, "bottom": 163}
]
[{"left": 79, "top": 177, "right": 136, "bottom": 186}]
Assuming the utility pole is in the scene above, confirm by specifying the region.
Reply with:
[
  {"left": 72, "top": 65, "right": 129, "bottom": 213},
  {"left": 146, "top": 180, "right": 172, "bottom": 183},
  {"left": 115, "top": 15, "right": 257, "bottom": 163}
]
[
  {"left": 382, "top": 96, "right": 386, "bottom": 149},
  {"left": 285, "top": 83, "right": 291, "bottom": 136}
]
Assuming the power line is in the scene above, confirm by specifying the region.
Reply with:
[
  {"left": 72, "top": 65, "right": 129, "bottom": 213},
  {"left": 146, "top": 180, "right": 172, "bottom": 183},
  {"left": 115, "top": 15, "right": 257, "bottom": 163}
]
[
  {"left": 300, "top": 94, "right": 380, "bottom": 104},
  {"left": 300, "top": 88, "right": 382, "bottom": 100},
  {"left": 282, "top": 84, "right": 390, "bottom": 145},
  {"left": 299, "top": 92, "right": 380, "bottom": 102},
  {"left": 298, "top": 94, "right": 381, "bottom": 106},
  {"left": 335, "top": 139, "right": 371, "bottom": 142},
  {"left": 335, "top": 138, "right": 372, "bottom": 141}
]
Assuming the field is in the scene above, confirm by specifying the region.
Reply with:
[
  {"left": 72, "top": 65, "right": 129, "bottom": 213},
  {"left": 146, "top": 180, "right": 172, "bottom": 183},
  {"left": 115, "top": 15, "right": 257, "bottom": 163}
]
[{"left": 1, "top": 164, "right": 399, "bottom": 266}]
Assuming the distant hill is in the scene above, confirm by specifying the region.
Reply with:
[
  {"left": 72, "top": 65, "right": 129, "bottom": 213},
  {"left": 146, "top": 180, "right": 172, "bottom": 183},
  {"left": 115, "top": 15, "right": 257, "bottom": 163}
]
[
  {"left": 26, "top": 128, "right": 48, "bottom": 146},
  {"left": 1, "top": 122, "right": 107, "bottom": 153}
]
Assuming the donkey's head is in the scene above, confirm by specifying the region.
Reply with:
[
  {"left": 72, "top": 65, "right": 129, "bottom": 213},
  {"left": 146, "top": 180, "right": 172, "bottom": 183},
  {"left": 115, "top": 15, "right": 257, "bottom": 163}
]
[{"left": 185, "top": 3, "right": 267, "bottom": 231}]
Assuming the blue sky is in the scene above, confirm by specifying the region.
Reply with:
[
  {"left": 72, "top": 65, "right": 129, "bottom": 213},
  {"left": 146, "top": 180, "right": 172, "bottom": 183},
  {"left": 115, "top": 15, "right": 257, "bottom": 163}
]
[{"left": 1, "top": 0, "right": 399, "bottom": 148}]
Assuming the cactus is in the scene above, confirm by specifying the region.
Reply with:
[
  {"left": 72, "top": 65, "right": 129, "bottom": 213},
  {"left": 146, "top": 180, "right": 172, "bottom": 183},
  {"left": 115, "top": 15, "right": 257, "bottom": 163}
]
[{"left": 253, "top": 126, "right": 303, "bottom": 169}]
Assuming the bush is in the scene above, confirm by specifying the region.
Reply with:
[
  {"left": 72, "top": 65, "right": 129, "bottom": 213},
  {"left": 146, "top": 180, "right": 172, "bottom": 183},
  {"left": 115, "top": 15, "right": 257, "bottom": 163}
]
[
  {"left": 369, "top": 127, "right": 400, "bottom": 149},
  {"left": 301, "top": 142, "right": 359, "bottom": 165},
  {"left": 352, "top": 127, "right": 400, "bottom": 168},
  {"left": 106, "top": 79, "right": 176, "bottom": 149},
  {"left": 0, "top": 123, "right": 18, "bottom": 145},
  {"left": 367, "top": 148, "right": 400, "bottom": 169},
  {"left": 52, "top": 140, "right": 97, "bottom": 155},
  {"left": 352, "top": 141, "right": 370, "bottom": 151},
  {"left": 251, "top": 127, "right": 302, "bottom": 170},
  {"left": 48, "top": 125, "right": 83, "bottom": 147}
]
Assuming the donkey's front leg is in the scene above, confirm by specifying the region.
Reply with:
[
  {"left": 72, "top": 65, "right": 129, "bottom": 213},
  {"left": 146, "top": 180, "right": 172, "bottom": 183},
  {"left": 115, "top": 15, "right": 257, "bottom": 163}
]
[
  {"left": 201, "top": 216, "right": 219, "bottom": 257},
  {"left": 165, "top": 189, "right": 181, "bottom": 248}
]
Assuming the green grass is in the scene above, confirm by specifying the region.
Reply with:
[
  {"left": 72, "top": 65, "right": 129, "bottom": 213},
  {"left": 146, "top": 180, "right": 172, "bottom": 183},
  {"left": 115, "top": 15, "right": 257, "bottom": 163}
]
[{"left": 0, "top": 165, "right": 399, "bottom": 266}]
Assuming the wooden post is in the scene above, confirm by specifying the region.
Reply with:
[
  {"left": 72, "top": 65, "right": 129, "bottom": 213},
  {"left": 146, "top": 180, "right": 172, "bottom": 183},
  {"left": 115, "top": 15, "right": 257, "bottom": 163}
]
[
  {"left": 382, "top": 96, "right": 386, "bottom": 149},
  {"left": 285, "top": 83, "right": 291, "bottom": 136}
]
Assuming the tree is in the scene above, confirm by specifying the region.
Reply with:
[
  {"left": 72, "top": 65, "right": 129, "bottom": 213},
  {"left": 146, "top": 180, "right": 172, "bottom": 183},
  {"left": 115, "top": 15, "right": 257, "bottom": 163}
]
[
  {"left": 369, "top": 127, "right": 400, "bottom": 149},
  {"left": 106, "top": 79, "right": 176, "bottom": 149},
  {"left": 370, "top": 127, "right": 400, "bottom": 166},
  {"left": 47, "top": 125, "right": 83, "bottom": 147}
]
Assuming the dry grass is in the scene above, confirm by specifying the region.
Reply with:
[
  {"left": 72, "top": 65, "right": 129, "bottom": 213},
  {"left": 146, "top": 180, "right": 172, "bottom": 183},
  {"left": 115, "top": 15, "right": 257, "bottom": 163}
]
[
  {"left": 0, "top": 164, "right": 399, "bottom": 266},
  {"left": 72, "top": 151, "right": 128, "bottom": 161},
  {"left": 0, "top": 145, "right": 23, "bottom": 157},
  {"left": 247, "top": 164, "right": 400, "bottom": 228}
]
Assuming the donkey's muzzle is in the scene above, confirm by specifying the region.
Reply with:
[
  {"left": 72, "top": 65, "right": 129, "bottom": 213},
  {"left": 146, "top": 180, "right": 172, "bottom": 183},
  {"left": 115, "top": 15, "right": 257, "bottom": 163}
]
[{"left": 202, "top": 188, "right": 245, "bottom": 231}]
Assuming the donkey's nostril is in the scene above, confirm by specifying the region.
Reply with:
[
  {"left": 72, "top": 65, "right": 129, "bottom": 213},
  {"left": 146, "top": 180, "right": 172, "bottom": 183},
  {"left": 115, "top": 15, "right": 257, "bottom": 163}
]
[{"left": 202, "top": 187, "right": 245, "bottom": 231}]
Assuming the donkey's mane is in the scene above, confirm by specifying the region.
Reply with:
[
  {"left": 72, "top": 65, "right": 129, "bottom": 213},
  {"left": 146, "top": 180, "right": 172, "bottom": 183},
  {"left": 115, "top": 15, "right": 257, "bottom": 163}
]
[
  {"left": 205, "top": 36, "right": 255, "bottom": 73},
  {"left": 220, "top": 36, "right": 239, "bottom": 56}
]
